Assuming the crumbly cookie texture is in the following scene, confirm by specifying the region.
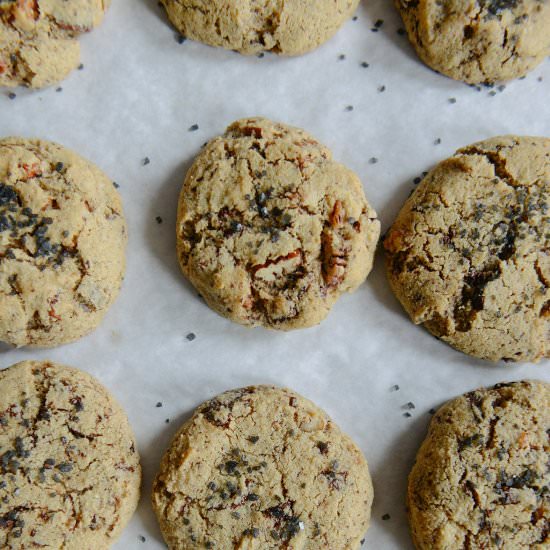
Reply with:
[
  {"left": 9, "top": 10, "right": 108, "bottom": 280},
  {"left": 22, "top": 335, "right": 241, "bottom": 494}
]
[
  {"left": 0, "top": 137, "right": 127, "bottom": 347},
  {"left": 408, "top": 380, "right": 549, "bottom": 549},
  {"left": 160, "top": 0, "right": 359, "bottom": 55},
  {"left": 0, "top": 360, "right": 141, "bottom": 549},
  {"left": 0, "top": 0, "right": 111, "bottom": 88},
  {"left": 153, "top": 385, "right": 373, "bottom": 549},
  {"left": 395, "top": 0, "right": 550, "bottom": 84},
  {"left": 177, "top": 117, "right": 380, "bottom": 330},
  {"left": 385, "top": 135, "right": 550, "bottom": 362}
]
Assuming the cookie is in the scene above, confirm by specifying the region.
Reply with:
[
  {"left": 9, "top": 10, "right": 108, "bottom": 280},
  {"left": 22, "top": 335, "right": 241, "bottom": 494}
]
[
  {"left": 160, "top": 0, "right": 359, "bottom": 55},
  {"left": 0, "top": 137, "right": 127, "bottom": 347},
  {"left": 176, "top": 117, "right": 380, "bottom": 330},
  {"left": 384, "top": 135, "right": 550, "bottom": 362},
  {"left": 152, "top": 385, "right": 373, "bottom": 549},
  {"left": 408, "top": 380, "right": 549, "bottom": 549},
  {"left": 395, "top": 0, "right": 550, "bottom": 84},
  {"left": 0, "top": 360, "right": 141, "bottom": 548},
  {"left": 0, "top": 0, "right": 111, "bottom": 88}
]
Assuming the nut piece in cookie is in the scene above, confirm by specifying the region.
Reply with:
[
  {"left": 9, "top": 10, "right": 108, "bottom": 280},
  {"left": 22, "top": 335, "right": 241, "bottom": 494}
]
[
  {"left": 395, "top": 0, "right": 550, "bottom": 83},
  {"left": 152, "top": 385, "right": 373, "bottom": 549},
  {"left": 0, "top": 137, "right": 127, "bottom": 347},
  {"left": 176, "top": 117, "right": 380, "bottom": 330},
  {"left": 0, "top": 360, "right": 141, "bottom": 548},
  {"left": 0, "top": 0, "right": 111, "bottom": 88},
  {"left": 408, "top": 380, "right": 549, "bottom": 549},
  {"left": 159, "top": 0, "right": 360, "bottom": 55},
  {"left": 385, "top": 135, "right": 550, "bottom": 362}
]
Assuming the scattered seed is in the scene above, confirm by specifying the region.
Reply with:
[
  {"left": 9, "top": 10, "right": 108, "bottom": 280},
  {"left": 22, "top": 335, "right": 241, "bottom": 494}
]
[
  {"left": 186, "top": 332, "right": 196, "bottom": 341},
  {"left": 113, "top": 182, "right": 120, "bottom": 188},
  {"left": 54, "top": 162, "right": 64, "bottom": 172},
  {"left": 403, "top": 412, "right": 412, "bottom": 418},
  {"left": 189, "top": 124, "right": 199, "bottom": 132},
  {"left": 404, "top": 402, "right": 415, "bottom": 410},
  {"left": 382, "top": 513, "right": 391, "bottom": 520},
  {"left": 378, "top": 85, "right": 386, "bottom": 92},
  {"left": 156, "top": 402, "right": 163, "bottom": 408},
  {"left": 345, "top": 105, "right": 354, "bottom": 112},
  {"left": 434, "top": 138, "right": 441, "bottom": 145},
  {"left": 55, "top": 87, "right": 62, "bottom": 93},
  {"left": 165, "top": 418, "right": 170, "bottom": 424},
  {"left": 390, "top": 384, "right": 400, "bottom": 392},
  {"left": 78, "top": 63, "right": 84, "bottom": 70},
  {"left": 361, "top": 61, "right": 369, "bottom": 68},
  {"left": 338, "top": 54, "right": 346, "bottom": 61},
  {"left": 257, "top": 52, "right": 264, "bottom": 58},
  {"left": 175, "top": 34, "right": 186, "bottom": 44},
  {"left": 429, "top": 408, "right": 436, "bottom": 415},
  {"left": 8, "top": 92, "right": 16, "bottom": 100},
  {"left": 375, "top": 19, "right": 384, "bottom": 28},
  {"left": 488, "top": 90, "right": 497, "bottom": 96},
  {"left": 448, "top": 97, "right": 457, "bottom": 104},
  {"left": 142, "top": 157, "right": 150, "bottom": 166},
  {"left": 397, "top": 28, "right": 406, "bottom": 35},
  {"left": 139, "top": 535, "right": 146, "bottom": 542},
  {"left": 155, "top": 216, "right": 163, "bottom": 224},
  {"left": 369, "top": 157, "right": 378, "bottom": 164}
]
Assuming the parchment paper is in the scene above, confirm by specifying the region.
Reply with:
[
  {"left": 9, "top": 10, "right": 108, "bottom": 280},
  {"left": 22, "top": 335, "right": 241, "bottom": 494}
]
[{"left": 1, "top": 0, "right": 549, "bottom": 548}]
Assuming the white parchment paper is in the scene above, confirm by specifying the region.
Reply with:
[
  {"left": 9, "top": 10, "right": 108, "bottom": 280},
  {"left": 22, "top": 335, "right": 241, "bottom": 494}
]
[{"left": 1, "top": 1, "right": 549, "bottom": 548}]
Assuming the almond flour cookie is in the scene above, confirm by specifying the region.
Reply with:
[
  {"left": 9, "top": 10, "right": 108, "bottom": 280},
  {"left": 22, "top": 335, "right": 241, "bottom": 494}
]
[
  {"left": 395, "top": 0, "right": 550, "bottom": 84},
  {"left": 160, "top": 0, "right": 359, "bottom": 55},
  {"left": 0, "top": 0, "right": 111, "bottom": 88},
  {"left": 385, "top": 136, "right": 550, "bottom": 362},
  {"left": 152, "top": 385, "right": 373, "bottom": 549},
  {"left": 0, "top": 360, "right": 141, "bottom": 548},
  {"left": 408, "top": 380, "right": 549, "bottom": 549},
  {"left": 0, "top": 137, "right": 127, "bottom": 347},
  {"left": 177, "top": 117, "right": 380, "bottom": 330}
]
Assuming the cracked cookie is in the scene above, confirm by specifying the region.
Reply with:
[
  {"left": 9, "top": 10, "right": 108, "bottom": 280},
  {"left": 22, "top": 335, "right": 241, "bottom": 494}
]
[
  {"left": 176, "top": 117, "right": 380, "bottom": 330},
  {"left": 152, "top": 385, "right": 373, "bottom": 549},
  {"left": 159, "top": 0, "right": 359, "bottom": 55},
  {"left": 0, "top": 0, "right": 111, "bottom": 88},
  {"left": 408, "top": 380, "right": 549, "bottom": 549},
  {"left": 0, "top": 360, "right": 141, "bottom": 548},
  {"left": 0, "top": 137, "right": 127, "bottom": 347},
  {"left": 385, "top": 135, "right": 550, "bottom": 362},
  {"left": 395, "top": 0, "right": 550, "bottom": 84}
]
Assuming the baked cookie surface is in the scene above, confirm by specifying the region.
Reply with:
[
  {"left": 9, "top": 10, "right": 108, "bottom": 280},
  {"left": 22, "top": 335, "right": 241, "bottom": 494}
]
[
  {"left": 177, "top": 117, "right": 380, "bottom": 330},
  {"left": 408, "top": 380, "right": 549, "bottom": 549},
  {"left": 385, "top": 135, "right": 550, "bottom": 362},
  {"left": 152, "top": 385, "right": 373, "bottom": 549},
  {"left": 395, "top": 0, "right": 550, "bottom": 84},
  {"left": 0, "top": 137, "right": 127, "bottom": 347},
  {"left": 0, "top": 0, "right": 111, "bottom": 88},
  {"left": 160, "top": 0, "right": 359, "bottom": 55},
  {"left": 0, "top": 360, "right": 141, "bottom": 548}
]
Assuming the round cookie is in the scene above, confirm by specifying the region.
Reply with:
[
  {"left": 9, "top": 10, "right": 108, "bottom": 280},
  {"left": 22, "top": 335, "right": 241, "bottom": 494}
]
[
  {"left": 0, "top": 360, "right": 141, "bottom": 548},
  {"left": 160, "top": 0, "right": 359, "bottom": 56},
  {"left": 408, "top": 380, "right": 550, "bottom": 549},
  {"left": 0, "top": 137, "right": 127, "bottom": 347},
  {"left": 153, "top": 385, "right": 373, "bottom": 549},
  {"left": 384, "top": 135, "right": 550, "bottom": 362},
  {"left": 176, "top": 117, "right": 380, "bottom": 330},
  {"left": 395, "top": 0, "right": 550, "bottom": 84},
  {"left": 0, "top": 0, "right": 111, "bottom": 88}
]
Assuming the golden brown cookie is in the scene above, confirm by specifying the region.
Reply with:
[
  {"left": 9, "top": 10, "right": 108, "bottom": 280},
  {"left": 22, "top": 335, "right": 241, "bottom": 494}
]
[
  {"left": 395, "top": 0, "right": 550, "bottom": 84},
  {"left": 0, "top": 0, "right": 111, "bottom": 88},
  {"left": 0, "top": 137, "right": 127, "bottom": 347},
  {"left": 160, "top": 0, "right": 359, "bottom": 55},
  {"left": 152, "top": 385, "right": 374, "bottom": 549},
  {"left": 176, "top": 117, "right": 380, "bottom": 330},
  {"left": 408, "top": 380, "right": 549, "bottom": 549},
  {"left": 0, "top": 360, "right": 141, "bottom": 548},
  {"left": 385, "top": 135, "right": 550, "bottom": 362}
]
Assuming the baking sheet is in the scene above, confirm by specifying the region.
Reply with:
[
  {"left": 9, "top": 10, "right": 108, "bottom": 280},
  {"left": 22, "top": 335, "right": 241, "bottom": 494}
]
[{"left": 1, "top": 0, "right": 549, "bottom": 548}]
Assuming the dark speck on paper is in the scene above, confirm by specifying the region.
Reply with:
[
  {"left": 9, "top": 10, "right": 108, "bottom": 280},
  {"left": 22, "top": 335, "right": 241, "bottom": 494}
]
[
  {"left": 186, "top": 332, "right": 196, "bottom": 341},
  {"left": 403, "top": 412, "right": 412, "bottom": 418},
  {"left": 361, "top": 61, "right": 369, "bottom": 68},
  {"left": 142, "top": 157, "right": 150, "bottom": 166},
  {"left": 369, "top": 157, "right": 378, "bottom": 164},
  {"left": 338, "top": 54, "right": 346, "bottom": 61},
  {"left": 378, "top": 85, "right": 386, "bottom": 92},
  {"left": 8, "top": 92, "right": 16, "bottom": 100},
  {"left": 382, "top": 513, "right": 391, "bottom": 521},
  {"left": 345, "top": 105, "right": 354, "bottom": 112},
  {"left": 156, "top": 216, "right": 163, "bottom": 224},
  {"left": 156, "top": 402, "right": 163, "bottom": 408},
  {"left": 189, "top": 124, "right": 199, "bottom": 132},
  {"left": 176, "top": 34, "right": 187, "bottom": 44},
  {"left": 434, "top": 138, "right": 441, "bottom": 145},
  {"left": 390, "top": 384, "right": 400, "bottom": 392}
]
